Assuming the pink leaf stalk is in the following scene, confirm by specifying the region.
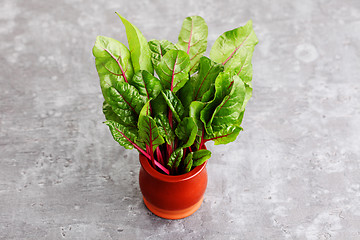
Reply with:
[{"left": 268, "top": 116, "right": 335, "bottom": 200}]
[
  {"left": 113, "top": 125, "right": 169, "bottom": 174},
  {"left": 102, "top": 47, "right": 128, "bottom": 83},
  {"left": 222, "top": 35, "right": 250, "bottom": 65},
  {"left": 154, "top": 160, "right": 170, "bottom": 175},
  {"left": 156, "top": 147, "right": 164, "bottom": 165}
]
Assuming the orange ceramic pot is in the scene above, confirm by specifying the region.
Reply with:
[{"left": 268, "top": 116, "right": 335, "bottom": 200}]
[{"left": 139, "top": 154, "right": 208, "bottom": 219}]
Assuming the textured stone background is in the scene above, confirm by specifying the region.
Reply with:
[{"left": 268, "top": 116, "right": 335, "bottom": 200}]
[{"left": 1, "top": 0, "right": 360, "bottom": 239}]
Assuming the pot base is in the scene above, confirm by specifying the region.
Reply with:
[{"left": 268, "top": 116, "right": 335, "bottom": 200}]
[{"left": 143, "top": 197, "right": 204, "bottom": 220}]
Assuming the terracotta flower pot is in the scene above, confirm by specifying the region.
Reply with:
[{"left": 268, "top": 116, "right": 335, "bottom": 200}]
[{"left": 139, "top": 154, "right": 208, "bottom": 219}]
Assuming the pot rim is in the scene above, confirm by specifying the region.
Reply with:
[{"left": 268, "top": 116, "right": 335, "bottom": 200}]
[{"left": 139, "top": 154, "right": 207, "bottom": 183}]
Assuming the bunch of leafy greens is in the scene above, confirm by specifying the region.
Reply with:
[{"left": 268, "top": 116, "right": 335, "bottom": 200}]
[{"left": 93, "top": 13, "right": 258, "bottom": 175}]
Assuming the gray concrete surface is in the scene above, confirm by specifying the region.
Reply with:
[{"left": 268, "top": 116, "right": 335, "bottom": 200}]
[{"left": 1, "top": 0, "right": 360, "bottom": 239}]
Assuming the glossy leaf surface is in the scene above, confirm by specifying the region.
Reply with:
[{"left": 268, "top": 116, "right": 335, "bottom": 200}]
[
  {"left": 200, "top": 72, "right": 234, "bottom": 131},
  {"left": 93, "top": 36, "right": 134, "bottom": 105},
  {"left": 129, "top": 70, "right": 162, "bottom": 102},
  {"left": 102, "top": 101, "right": 122, "bottom": 123},
  {"left": 105, "top": 120, "right": 138, "bottom": 150},
  {"left": 205, "top": 125, "right": 242, "bottom": 145},
  {"left": 175, "top": 117, "right": 198, "bottom": 148},
  {"left": 209, "top": 75, "right": 246, "bottom": 133},
  {"left": 148, "top": 39, "right": 177, "bottom": 67},
  {"left": 106, "top": 82, "right": 144, "bottom": 126},
  {"left": 161, "top": 90, "right": 185, "bottom": 123},
  {"left": 154, "top": 114, "right": 175, "bottom": 144},
  {"left": 167, "top": 148, "right": 183, "bottom": 169},
  {"left": 177, "top": 16, "right": 208, "bottom": 74},
  {"left": 137, "top": 103, "right": 164, "bottom": 152},
  {"left": 192, "top": 149, "right": 211, "bottom": 166},
  {"left": 210, "top": 20, "right": 258, "bottom": 65},
  {"left": 177, "top": 80, "right": 193, "bottom": 115},
  {"left": 155, "top": 50, "right": 190, "bottom": 93},
  {"left": 117, "top": 13, "right": 153, "bottom": 74},
  {"left": 191, "top": 56, "right": 224, "bottom": 101},
  {"left": 189, "top": 101, "right": 206, "bottom": 135},
  {"left": 183, "top": 153, "right": 193, "bottom": 173}
]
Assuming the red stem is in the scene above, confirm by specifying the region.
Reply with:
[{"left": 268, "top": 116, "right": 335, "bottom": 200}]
[
  {"left": 146, "top": 145, "right": 169, "bottom": 174},
  {"left": 187, "top": 21, "right": 193, "bottom": 54},
  {"left": 113, "top": 126, "right": 148, "bottom": 156},
  {"left": 167, "top": 110, "right": 173, "bottom": 157},
  {"left": 156, "top": 147, "right": 164, "bottom": 165},
  {"left": 168, "top": 110, "right": 173, "bottom": 129},
  {"left": 170, "top": 56, "right": 178, "bottom": 91},
  {"left": 154, "top": 160, "right": 170, "bottom": 175},
  {"left": 166, "top": 143, "right": 172, "bottom": 162},
  {"left": 102, "top": 48, "right": 128, "bottom": 83},
  {"left": 146, "top": 145, "right": 155, "bottom": 168},
  {"left": 174, "top": 138, "right": 178, "bottom": 151},
  {"left": 199, "top": 127, "right": 206, "bottom": 150},
  {"left": 222, "top": 35, "right": 250, "bottom": 65},
  {"left": 112, "top": 125, "right": 169, "bottom": 174},
  {"left": 162, "top": 145, "right": 167, "bottom": 166}
]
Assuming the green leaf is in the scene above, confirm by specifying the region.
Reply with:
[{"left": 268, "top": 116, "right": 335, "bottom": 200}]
[
  {"left": 210, "top": 20, "right": 258, "bottom": 82},
  {"left": 129, "top": 70, "right": 162, "bottom": 102},
  {"left": 225, "top": 47, "right": 255, "bottom": 84},
  {"left": 193, "top": 136, "right": 202, "bottom": 150},
  {"left": 183, "top": 153, "right": 193, "bottom": 173},
  {"left": 137, "top": 103, "right": 164, "bottom": 152},
  {"left": 236, "top": 110, "right": 245, "bottom": 127},
  {"left": 105, "top": 81, "right": 144, "bottom": 127},
  {"left": 205, "top": 125, "right": 242, "bottom": 145},
  {"left": 167, "top": 148, "right": 183, "bottom": 169},
  {"left": 175, "top": 117, "right": 198, "bottom": 148},
  {"left": 148, "top": 39, "right": 178, "bottom": 67},
  {"left": 208, "top": 75, "right": 246, "bottom": 133},
  {"left": 189, "top": 101, "right": 206, "bottom": 135},
  {"left": 139, "top": 99, "right": 151, "bottom": 117},
  {"left": 177, "top": 80, "right": 193, "bottom": 116},
  {"left": 93, "top": 36, "right": 134, "bottom": 83},
  {"left": 102, "top": 101, "right": 122, "bottom": 123},
  {"left": 151, "top": 94, "right": 167, "bottom": 116},
  {"left": 116, "top": 13, "right": 153, "bottom": 74},
  {"left": 161, "top": 90, "right": 185, "bottom": 123},
  {"left": 154, "top": 114, "right": 175, "bottom": 144},
  {"left": 104, "top": 120, "right": 138, "bottom": 150},
  {"left": 201, "top": 88, "right": 215, "bottom": 102},
  {"left": 192, "top": 149, "right": 211, "bottom": 166},
  {"left": 242, "top": 83, "right": 252, "bottom": 111},
  {"left": 155, "top": 50, "right": 190, "bottom": 93},
  {"left": 93, "top": 36, "right": 134, "bottom": 102},
  {"left": 191, "top": 56, "right": 224, "bottom": 101},
  {"left": 177, "top": 16, "right": 208, "bottom": 74},
  {"left": 200, "top": 72, "right": 234, "bottom": 131}
]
